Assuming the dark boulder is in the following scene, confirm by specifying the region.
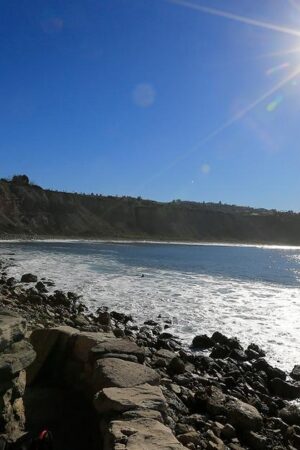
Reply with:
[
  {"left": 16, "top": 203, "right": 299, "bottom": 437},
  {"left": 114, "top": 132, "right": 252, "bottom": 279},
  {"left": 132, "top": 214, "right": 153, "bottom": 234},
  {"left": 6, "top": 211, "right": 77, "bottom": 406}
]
[
  {"left": 252, "top": 358, "right": 286, "bottom": 380},
  {"left": 35, "top": 281, "right": 48, "bottom": 293},
  {"left": 279, "top": 405, "right": 300, "bottom": 425},
  {"left": 21, "top": 273, "right": 37, "bottom": 283},
  {"left": 167, "top": 357, "right": 186, "bottom": 376},
  {"left": 210, "top": 344, "right": 231, "bottom": 359},
  {"left": 291, "top": 365, "right": 300, "bottom": 381},
  {"left": 270, "top": 377, "right": 300, "bottom": 400},
  {"left": 192, "top": 334, "right": 213, "bottom": 349}
]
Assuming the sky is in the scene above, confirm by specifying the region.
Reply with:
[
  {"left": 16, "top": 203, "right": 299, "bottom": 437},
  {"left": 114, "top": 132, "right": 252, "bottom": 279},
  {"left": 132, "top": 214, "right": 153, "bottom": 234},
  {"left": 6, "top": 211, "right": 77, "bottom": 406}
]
[{"left": 1, "top": 0, "right": 300, "bottom": 210}]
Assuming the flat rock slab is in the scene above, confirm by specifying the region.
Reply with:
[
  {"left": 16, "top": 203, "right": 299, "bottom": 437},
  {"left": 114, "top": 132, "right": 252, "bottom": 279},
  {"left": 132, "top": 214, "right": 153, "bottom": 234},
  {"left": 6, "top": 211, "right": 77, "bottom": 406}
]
[
  {"left": 0, "top": 340, "right": 36, "bottom": 382},
  {"left": 91, "top": 338, "right": 145, "bottom": 363},
  {"left": 94, "top": 383, "right": 166, "bottom": 414},
  {"left": 0, "top": 311, "right": 27, "bottom": 352},
  {"left": 105, "top": 418, "right": 187, "bottom": 450},
  {"left": 93, "top": 358, "right": 160, "bottom": 391}
]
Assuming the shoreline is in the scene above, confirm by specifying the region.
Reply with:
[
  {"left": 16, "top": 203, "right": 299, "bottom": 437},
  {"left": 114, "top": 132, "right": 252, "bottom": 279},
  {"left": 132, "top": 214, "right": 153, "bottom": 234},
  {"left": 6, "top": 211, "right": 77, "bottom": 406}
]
[
  {"left": 1, "top": 235, "right": 300, "bottom": 250},
  {"left": 2, "top": 256, "right": 300, "bottom": 448}
]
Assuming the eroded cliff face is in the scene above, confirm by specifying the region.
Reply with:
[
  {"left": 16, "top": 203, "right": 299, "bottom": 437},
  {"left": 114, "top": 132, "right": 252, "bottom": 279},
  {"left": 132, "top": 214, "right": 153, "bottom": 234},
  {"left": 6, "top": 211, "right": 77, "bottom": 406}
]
[{"left": 0, "top": 179, "right": 300, "bottom": 244}]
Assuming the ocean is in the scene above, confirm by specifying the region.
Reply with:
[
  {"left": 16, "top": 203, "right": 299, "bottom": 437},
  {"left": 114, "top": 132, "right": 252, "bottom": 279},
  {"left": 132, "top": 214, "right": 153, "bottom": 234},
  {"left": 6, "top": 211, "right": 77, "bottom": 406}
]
[{"left": 1, "top": 240, "right": 300, "bottom": 370}]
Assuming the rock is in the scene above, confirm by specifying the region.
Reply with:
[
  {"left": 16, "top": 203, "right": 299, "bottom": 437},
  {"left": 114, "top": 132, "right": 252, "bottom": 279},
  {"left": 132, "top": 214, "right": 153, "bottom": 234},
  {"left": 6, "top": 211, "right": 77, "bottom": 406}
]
[
  {"left": 0, "top": 340, "right": 36, "bottom": 381},
  {"left": 211, "top": 333, "right": 241, "bottom": 350},
  {"left": 247, "top": 343, "right": 265, "bottom": 357},
  {"left": 270, "top": 377, "right": 300, "bottom": 400},
  {"left": 21, "top": 273, "right": 37, "bottom": 283},
  {"left": 155, "top": 349, "right": 176, "bottom": 360},
  {"left": 253, "top": 358, "right": 286, "bottom": 381},
  {"left": 192, "top": 335, "right": 213, "bottom": 349},
  {"left": 230, "top": 349, "right": 247, "bottom": 362},
  {"left": 279, "top": 405, "right": 300, "bottom": 425},
  {"left": 91, "top": 338, "right": 145, "bottom": 363},
  {"left": 206, "top": 387, "right": 227, "bottom": 416},
  {"left": 73, "top": 314, "right": 90, "bottom": 327},
  {"left": 210, "top": 345, "right": 230, "bottom": 359},
  {"left": 246, "top": 431, "right": 267, "bottom": 449},
  {"left": 104, "top": 418, "right": 185, "bottom": 449},
  {"left": 121, "top": 409, "right": 163, "bottom": 422},
  {"left": 0, "top": 312, "right": 26, "bottom": 352},
  {"left": 167, "top": 357, "right": 186, "bottom": 376},
  {"left": 27, "top": 326, "right": 79, "bottom": 384},
  {"left": 221, "top": 423, "right": 236, "bottom": 440},
  {"left": 97, "top": 311, "right": 111, "bottom": 327},
  {"left": 291, "top": 365, "right": 300, "bottom": 381},
  {"left": 113, "top": 328, "right": 125, "bottom": 338},
  {"left": 99, "top": 353, "right": 138, "bottom": 363},
  {"left": 92, "top": 358, "right": 160, "bottom": 390},
  {"left": 35, "top": 281, "right": 48, "bottom": 293},
  {"left": 94, "top": 383, "right": 166, "bottom": 414},
  {"left": 226, "top": 398, "right": 263, "bottom": 431},
  {"left": 206, "top": 430, "right": 225, "bottom": 450},
  {"left": 177, "top": 431, "right": 201, "bottom": 446}
]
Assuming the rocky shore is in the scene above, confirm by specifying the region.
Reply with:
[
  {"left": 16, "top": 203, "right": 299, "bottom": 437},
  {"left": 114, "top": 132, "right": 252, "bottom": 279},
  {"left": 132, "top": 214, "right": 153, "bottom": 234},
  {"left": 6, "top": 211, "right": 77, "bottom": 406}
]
[{"left": 1, "top": 257, "right": 300, "bottom": 449}]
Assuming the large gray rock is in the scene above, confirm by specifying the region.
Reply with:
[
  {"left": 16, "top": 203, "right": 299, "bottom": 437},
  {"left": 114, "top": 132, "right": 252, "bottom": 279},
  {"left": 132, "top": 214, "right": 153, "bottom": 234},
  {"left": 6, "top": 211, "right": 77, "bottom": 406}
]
[
  {"left": 92, "top": 358, "right": 160, "bottom": 390},
  {"left": 0, "top": 312, "right": 26, "bottom": 352},
  {"left": 103, "top": 418, "right": 186, "bottom": 450},
  {"left": 226, "top": 398, "right": 263, "bottom": 431},
  {"left": 91, "top": 338, "right": 145, "bottom": 363},
  {"left": 206, "top": 387, "right": 263, "bottom": 431},
  {"left": 94, "top": 383, "right": 166, "bottom": 414}
]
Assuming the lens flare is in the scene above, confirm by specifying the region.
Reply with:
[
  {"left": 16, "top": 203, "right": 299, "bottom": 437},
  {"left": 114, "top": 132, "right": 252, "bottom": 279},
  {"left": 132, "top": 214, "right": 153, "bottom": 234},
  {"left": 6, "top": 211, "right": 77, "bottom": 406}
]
[{"left": 166, "top": 0, "right": 300, "bottom": 38}]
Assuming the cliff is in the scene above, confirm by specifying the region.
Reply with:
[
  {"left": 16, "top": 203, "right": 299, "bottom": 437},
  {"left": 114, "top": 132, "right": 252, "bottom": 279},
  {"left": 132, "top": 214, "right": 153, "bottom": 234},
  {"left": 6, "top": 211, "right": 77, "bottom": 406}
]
[{"left": 0, "top": 176, "right": 300, "bottom": 244}]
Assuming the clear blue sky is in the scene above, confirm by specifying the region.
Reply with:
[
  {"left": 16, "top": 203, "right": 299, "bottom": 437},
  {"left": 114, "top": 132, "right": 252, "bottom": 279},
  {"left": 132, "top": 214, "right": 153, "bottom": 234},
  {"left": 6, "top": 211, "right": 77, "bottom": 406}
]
[{"left": 1, "top": 0, "right": 300, "bottom": 210}]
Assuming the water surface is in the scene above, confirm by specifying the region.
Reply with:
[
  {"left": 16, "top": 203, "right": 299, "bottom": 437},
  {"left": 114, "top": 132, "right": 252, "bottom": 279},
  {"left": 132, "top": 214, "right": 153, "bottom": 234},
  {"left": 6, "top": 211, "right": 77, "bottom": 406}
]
[{"left": 2, "top": 240, "right": 300, "bottom": 370}]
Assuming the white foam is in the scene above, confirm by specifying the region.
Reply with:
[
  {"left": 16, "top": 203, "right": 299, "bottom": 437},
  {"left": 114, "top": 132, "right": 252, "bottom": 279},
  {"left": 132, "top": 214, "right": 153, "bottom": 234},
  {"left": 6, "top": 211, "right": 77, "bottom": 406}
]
[{"left": 3, "top": 242, "right": 300, "bottom": 370}]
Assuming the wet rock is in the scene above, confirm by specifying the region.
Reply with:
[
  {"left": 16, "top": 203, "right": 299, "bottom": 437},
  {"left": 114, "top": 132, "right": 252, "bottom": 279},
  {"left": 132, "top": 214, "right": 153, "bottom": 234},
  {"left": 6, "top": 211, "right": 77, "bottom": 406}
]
[
  {"left": 92, "top": 358, "right": 160, "bottom": 390},
  {"left": 230, "top": 349, "right": 247, "bottom": 362},
  {"left": 270, "top": 377, "right": 300, "bottom": 400},
  {"left": 247, "top": 343, "right": 265, "bottom": 357},
  {"left": 192, "top": 334, "right": 213, "bottom": 349},
  {"left": 35, "top": 281, "right": 48, "bottom": 293},
  {"left": 97, "top": 311, "right": 111, "bottom": 327},
  {"left": 291, "top": 365, "right": 300, "bottom": 381},
  {"left": 211, "top": 333, "right": 241, "bottom": 350},
  {"left": 210, "top": 344, "right": 230, "bottom": 359},
  {"left": 253, "top": 358, "right": 286, "bottom": 381},
  {"left": 20, "top": 274, "right": 37, "bottom": 283}
]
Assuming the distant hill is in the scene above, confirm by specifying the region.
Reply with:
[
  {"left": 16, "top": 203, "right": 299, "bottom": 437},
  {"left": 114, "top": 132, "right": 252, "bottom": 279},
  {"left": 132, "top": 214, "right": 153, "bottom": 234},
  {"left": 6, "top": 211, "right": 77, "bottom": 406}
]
[{"left": 0, "top": 175, "right": 300, "bottom": 244}]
